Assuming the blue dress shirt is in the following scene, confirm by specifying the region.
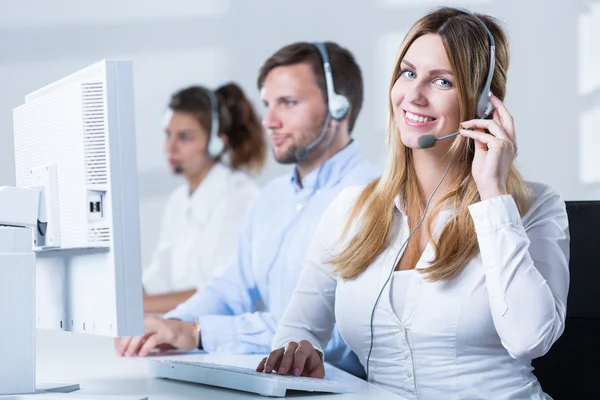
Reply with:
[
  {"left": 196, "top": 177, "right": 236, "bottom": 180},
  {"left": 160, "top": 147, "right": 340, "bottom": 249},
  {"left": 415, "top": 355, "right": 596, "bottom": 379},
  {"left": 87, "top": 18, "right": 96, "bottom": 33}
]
[{"left": 165, "top": 141, "right": 379, "bottom": 377}]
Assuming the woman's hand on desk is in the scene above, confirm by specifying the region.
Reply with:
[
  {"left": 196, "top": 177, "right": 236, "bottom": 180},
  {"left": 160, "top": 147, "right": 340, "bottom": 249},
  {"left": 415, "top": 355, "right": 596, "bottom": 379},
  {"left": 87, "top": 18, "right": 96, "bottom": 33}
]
[
  {"left": 114, "top": 316, "right": 198, "bottom": 357},
  {"left": 256, "top": 341, "right": 325, "bottom": 378}
]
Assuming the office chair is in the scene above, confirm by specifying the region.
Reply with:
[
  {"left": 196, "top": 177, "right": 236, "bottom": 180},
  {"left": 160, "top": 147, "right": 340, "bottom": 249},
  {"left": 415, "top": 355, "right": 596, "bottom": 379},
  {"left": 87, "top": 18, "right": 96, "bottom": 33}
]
[{"left": 532, "top": 201, "right": 600, "bottom": 398}]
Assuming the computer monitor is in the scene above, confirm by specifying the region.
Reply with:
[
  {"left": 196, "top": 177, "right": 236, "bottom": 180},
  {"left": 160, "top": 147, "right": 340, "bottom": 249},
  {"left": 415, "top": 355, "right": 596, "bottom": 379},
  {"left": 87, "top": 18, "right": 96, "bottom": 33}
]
[{"left": 0, "top": 60, "right": 144, "bottom": 395}]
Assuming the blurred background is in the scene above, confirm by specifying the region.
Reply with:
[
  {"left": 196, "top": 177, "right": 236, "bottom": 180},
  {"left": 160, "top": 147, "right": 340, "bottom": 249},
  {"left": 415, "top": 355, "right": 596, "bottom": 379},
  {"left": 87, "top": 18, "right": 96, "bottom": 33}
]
[{"left": 0, "top": 0, "right": 598, "bottom": 267}]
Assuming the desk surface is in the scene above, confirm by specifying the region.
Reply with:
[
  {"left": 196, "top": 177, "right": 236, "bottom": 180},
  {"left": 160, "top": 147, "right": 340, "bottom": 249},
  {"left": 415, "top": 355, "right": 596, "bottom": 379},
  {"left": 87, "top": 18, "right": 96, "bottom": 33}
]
[{"left": 9, "top": 330, "right": 401, "bottom": 400}]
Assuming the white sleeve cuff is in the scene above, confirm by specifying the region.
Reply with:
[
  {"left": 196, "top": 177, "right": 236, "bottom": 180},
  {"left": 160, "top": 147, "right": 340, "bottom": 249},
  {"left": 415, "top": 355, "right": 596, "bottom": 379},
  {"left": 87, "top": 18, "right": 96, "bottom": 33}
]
[{"left": 468, "top": 194, "right": 522, "bottom": 234}]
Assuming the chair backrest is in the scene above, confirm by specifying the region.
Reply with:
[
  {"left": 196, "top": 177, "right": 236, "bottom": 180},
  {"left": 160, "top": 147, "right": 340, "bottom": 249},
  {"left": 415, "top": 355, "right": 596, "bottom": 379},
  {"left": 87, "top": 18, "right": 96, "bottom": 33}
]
[{"left": 532, "top": 201, "right": 600, "bottom": 398}]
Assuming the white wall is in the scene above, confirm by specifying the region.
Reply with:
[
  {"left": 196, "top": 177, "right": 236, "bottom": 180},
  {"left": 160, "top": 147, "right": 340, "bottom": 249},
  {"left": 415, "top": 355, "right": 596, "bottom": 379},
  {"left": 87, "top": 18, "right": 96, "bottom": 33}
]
[{"left": 1, "top": 0, "right": 599, "bottom": 266}]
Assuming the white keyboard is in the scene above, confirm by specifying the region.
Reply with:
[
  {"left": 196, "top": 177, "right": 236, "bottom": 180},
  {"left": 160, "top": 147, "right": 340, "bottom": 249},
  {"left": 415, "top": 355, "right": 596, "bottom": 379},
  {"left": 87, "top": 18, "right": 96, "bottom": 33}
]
[{"left": 147, "top": 359, "right": 352, "bottom": 397}]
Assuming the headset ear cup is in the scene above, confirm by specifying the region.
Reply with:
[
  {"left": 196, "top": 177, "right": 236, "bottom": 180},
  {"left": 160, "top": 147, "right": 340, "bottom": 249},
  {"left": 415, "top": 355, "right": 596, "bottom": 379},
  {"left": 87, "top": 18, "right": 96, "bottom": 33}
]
[
  {"left": 312, "top": 42, "right": 351, "bottom": 121},
  {"left": 476, "top": 92, "right": 492, "bottom": 119},
  {"left": 484, "top": 101, "right": 494, "bottom": 119},
  {"left": 330, "top": 95, "right": 350, "bottom": 121},
  {"left": 202, "top": 87, "right": 223, "bottom": 158},
  {"left": 208, "top": 134, "right": 224, "bottom": 158}
]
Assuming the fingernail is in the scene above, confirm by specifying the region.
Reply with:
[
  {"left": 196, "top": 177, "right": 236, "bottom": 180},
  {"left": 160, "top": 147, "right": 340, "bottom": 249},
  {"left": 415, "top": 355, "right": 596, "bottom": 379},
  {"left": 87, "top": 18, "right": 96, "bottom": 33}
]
[
  {"left": 293, "top": 368, "right": 301, "bottom": 376},
  {"left": 278, "top": 367, "right": 285, "bottom": 375},
  {"left": 265, "top": 364, "right": 271, "bottom": 373}
]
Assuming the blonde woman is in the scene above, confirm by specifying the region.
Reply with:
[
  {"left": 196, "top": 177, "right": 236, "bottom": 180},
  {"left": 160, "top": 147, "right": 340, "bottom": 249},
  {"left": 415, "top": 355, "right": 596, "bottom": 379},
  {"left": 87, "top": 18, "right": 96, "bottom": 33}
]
[{"left": 257, "top": 7, "right": 569, "bottom": 399}]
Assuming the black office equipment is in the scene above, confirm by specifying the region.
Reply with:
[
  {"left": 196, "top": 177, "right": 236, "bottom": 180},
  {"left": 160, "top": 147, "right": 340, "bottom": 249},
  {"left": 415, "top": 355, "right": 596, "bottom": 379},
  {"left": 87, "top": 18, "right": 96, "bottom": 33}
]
[{"left": 533, "top": 201, "right": 600, "bottom": 399}]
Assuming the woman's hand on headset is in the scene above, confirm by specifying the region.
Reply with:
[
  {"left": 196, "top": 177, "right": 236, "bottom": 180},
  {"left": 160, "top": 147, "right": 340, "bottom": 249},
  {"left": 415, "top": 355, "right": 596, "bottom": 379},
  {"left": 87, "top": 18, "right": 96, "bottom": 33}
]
[
  {"left": 459, "top": 94, "right": 518, "bottom": 201},
  {"left": 256, "top": 340, "right": 325, "bottom": 378}
]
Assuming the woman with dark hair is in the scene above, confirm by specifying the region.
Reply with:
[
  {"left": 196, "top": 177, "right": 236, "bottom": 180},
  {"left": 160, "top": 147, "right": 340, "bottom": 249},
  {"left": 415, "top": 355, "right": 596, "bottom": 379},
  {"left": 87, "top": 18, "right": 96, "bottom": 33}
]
[{"left": 143, "top": 83, "right": 267, "bottom": 314}]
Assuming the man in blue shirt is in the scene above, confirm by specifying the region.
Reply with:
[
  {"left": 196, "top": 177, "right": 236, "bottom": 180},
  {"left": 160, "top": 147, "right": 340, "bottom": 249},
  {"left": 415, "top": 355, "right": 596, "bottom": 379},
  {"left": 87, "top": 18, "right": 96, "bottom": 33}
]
[{"left": 116, "top": 41, "right": 379, "bottom": 377}]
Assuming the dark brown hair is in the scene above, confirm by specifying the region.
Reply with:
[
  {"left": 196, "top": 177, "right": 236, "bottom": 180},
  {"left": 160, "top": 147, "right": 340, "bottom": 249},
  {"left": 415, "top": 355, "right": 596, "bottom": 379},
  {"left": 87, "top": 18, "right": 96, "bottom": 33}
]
[
  {"left": 257, "top": 41, "right": 363, "bottom": 133},
  {"left": 169, "top": 83, "right": 267, "bottom": 172}
]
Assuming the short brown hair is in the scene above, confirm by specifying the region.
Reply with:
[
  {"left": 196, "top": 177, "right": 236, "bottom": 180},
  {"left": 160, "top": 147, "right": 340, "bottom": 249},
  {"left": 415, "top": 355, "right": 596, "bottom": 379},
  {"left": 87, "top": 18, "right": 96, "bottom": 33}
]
[
  {"left": 257, "top": 41, "right": 363, "bottom": 133},
  {"left": 169, "top": 83, "right": 267, "bottom": 172}
]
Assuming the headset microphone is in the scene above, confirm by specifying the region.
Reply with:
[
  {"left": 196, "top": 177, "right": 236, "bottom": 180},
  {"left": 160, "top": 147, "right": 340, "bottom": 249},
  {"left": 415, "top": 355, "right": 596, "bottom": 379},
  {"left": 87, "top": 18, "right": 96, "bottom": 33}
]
[
  {"left": 294, "top": 147, "right": 309, "bottom": 161},
  {"left": 294, "top": 42, "right": 351, "bottom": 161},
  {"left": 417, "top": 131, "right": 460, "bottom": 149},
  {"left": 173, "top": 166, "right": 184, "bottom": 174},
  {"left": 294, "top": 115, "right": 332, "bottom": 160}
]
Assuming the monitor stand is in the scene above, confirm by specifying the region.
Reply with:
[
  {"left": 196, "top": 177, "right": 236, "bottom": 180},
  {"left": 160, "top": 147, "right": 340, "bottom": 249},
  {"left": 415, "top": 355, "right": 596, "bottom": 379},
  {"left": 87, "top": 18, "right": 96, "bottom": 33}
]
[
  {"left": 10, "top": 384, "right": 148, "bottom": 399},
  {"left": 0, "top": 225, "right": 146, "bottom": 400},
  {"left": 36, "top": 383, "right": 81, "bottom": 393},
  {"left": 12, "top": 393, "right": 148, "bottom": 400}
]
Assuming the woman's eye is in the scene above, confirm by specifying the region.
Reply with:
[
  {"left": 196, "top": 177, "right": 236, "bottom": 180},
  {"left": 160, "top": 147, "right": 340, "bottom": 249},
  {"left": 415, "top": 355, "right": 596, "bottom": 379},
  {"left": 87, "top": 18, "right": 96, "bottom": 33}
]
[
  {"left": 400, "top": 70, "right": 416, "bottom": 79},
  {"left": 434, "top": 78, "right": 453, "bottom": 88}
]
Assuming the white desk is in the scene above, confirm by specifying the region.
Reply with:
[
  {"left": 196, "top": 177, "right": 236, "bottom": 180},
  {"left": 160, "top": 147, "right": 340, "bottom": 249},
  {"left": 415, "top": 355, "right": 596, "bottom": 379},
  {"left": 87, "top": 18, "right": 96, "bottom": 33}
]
[{"left": 5, "top": 330, "right": 402, "bottom": 400}]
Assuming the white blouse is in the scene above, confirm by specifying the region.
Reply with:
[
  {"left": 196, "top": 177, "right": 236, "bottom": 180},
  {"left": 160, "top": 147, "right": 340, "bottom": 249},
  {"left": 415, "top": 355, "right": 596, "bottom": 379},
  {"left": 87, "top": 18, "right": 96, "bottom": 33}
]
[
  {"left": 272, "top": 182, "right": 569, "bottom": 399},
  {"left": 391, "top": 270, "right": 416, "bottom": 319},
  {"left": 142, "top": 163, "right": 260, "bottom": 295}
]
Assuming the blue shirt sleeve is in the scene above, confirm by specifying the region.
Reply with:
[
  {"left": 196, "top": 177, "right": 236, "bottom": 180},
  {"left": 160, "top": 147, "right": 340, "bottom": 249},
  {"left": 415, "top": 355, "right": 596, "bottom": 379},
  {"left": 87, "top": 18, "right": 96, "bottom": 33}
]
[
  {"left": 198, "top": 312, "right": 279, "bottom": 354},
  {"left": 164, "top": 202, "right": 279, "bottom": 353}
]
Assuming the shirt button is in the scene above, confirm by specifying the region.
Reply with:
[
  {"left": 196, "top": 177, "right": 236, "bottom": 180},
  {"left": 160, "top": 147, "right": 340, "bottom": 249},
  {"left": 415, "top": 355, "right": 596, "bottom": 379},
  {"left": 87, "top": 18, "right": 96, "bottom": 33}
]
[
  {"left": 406, "top": 369, "right": 413, "bottom": 378},
  {"left": 316, "top": 189, "right": 322, "bottom": 195},
  {"left": 296, "top": 203, "right": 304, "bottom": 211}
]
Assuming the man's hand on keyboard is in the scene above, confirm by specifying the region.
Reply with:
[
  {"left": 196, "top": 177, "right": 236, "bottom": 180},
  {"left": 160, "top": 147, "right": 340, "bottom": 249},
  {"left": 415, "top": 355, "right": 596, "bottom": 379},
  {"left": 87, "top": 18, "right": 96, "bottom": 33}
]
[
  {"left": 114, "top": 316, "right": 198, "bottom": 357},
  {"left": 256, "top": 340, "right": 325, "bottom": 379}
]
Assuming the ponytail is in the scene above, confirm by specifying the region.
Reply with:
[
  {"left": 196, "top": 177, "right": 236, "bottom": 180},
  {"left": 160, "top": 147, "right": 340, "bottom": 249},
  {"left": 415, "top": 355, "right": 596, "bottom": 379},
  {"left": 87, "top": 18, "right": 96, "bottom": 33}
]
[{"left": 215, "top": 83, "right": 267, "bottom": 172}]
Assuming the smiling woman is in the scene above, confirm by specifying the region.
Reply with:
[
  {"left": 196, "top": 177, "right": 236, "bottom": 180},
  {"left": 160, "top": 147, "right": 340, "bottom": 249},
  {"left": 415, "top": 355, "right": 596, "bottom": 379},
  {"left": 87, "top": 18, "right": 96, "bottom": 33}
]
[
  {"left": 261, "top": 7, "right": 570, "bottom": 400},
  {"left": 392, "top": 39, "right": 460, "bottom": 150}
]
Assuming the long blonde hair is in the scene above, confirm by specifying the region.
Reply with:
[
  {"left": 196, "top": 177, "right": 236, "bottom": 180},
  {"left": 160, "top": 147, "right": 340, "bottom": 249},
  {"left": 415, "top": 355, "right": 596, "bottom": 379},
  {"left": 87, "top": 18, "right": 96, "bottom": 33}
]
[{"left": 332, "top": 7, "right": 532, "bottom": 281}]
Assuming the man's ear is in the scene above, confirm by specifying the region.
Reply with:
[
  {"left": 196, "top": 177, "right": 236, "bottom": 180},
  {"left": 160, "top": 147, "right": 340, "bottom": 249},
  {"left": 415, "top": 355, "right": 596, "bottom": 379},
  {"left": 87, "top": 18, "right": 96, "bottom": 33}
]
[{"left": 329, "top": 105, "right": 351, "bottom": 128}]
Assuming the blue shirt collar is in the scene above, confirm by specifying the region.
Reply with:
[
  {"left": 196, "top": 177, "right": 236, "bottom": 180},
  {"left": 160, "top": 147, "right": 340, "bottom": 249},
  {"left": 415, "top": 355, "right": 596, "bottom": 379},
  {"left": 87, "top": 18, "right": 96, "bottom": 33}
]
[{"left": 289, "top": 140, "right": 360, "bottom": 193}]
